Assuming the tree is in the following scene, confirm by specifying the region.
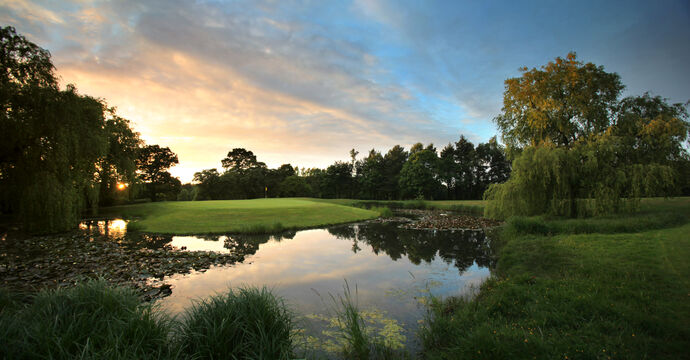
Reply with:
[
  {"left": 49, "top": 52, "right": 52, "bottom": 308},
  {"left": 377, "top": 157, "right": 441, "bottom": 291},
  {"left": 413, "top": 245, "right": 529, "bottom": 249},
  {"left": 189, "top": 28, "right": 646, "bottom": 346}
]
[
  {"left": 438, "top": 144, "right": 457, "bottom": 199},
  {"left": 495, "top": 52, "right": 623, "bottom": 149},
  {"left": 278, "top": 175, "right": 312, "bottom": 197},
  {"left": 382, "top": 145, "right": 408, "bottom": 200},
  {"left": 614, "top": 93, "right": 689, "bottom": 166},
  {"left": 0, "top": 27, "right": 116, "bottom": 232},
  {"left": 486, "top": 54, "right": 688, "bottom": 218},
  {"left": 137, "top": 145, "right": 179, "bottom": 201},
  {"left": 358, "top": 149, "right": 386, "bottom": 199},
  {"left": 221, "top": 148, "right": 265, "bottom": 172},
  {"left": 324, "top": 161, "right": 353, "bottom": 198},
  {"left": 399, "top": 145, "right": 441, "bottom": 199},
  {"left": 97, "top": 111, "right": 142, "bottom": 206},
  {"left": 453, "top": 135, "right": 477, "bottom": 199},
  {"left": 475, "top": 137, "right": 511, "bottom": 196}
]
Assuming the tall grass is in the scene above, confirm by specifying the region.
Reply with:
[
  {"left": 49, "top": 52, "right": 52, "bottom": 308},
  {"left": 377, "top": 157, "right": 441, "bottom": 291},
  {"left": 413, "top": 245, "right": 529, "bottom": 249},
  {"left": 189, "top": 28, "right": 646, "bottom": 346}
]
[
  {"left": 1, "top": 281, "right": 297, "bottom": 359},
  {"left": 1, "top": 280, "right": 172, "bottom": 360},
  {"left": 327, "top": 282, "right": 408, "bottom": 360},
  {"left": 2, "top": 279, "right": 414, "bottom": 359},
  {"left": 177, "top": 286, "right": 294, "bottom": 359},
  {"left": 370, "top": 206, "right": 394, "bottom": 218}
]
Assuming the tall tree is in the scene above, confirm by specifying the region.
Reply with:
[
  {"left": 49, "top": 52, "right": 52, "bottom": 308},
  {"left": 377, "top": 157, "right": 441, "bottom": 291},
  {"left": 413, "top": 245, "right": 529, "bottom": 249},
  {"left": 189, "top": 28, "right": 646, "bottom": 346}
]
[
  {"left": 453, "top": 136, "right": 477, "bottom": 199},
  {"left": 97, "top": 111, "right": 142, "bottom": 206},
  {"left": 324, "top": 161, "right": 353, "bottom": 198},
  {"left": 399, "top": 146, "right": 441, "bottom": 199},
  {"left": 438, "top": 144, "right": 457, "bottom": 199},
  {"left": 0, "top": 27, "right": 115, "bottom": 232},
  {"left": 486, "top": 54, "right": 688, "bottom": 218},
  {"left": 382, "top": 145, "right": 408, "bottom": 200},
  {"left": 495, "top": 52, "right": 623, "bottom": 149},
  {"left": 358, "top": 149, "right": 386, "bottom": 199},
  {"left": 222, "top": 148, "right": 265, "bottom": 173},
  {"left": 137, "top": 145, "right": 179, "bottom": 202}
]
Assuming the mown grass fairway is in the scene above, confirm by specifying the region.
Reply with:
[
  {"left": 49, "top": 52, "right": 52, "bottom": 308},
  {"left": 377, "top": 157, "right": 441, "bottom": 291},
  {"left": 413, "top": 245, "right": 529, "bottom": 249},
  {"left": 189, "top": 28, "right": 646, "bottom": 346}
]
[
  {"left": 100, "top": 198, "right": 378, "bottom": 234},
  {"left": 421, "top": 197, "right": 690, "bottom": 359}
]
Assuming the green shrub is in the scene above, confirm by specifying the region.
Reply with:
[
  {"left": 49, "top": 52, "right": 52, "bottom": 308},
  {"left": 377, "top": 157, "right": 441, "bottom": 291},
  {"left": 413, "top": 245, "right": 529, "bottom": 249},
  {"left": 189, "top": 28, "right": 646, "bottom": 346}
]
[
  {"left": 1, "top": 280, "right": 172, "bottom": 360},
  {"left": 371, "top": 206, "right": 394, "bottom": 218},
  {"left": 177, "top": 287, "right": 294, "bottom": 359}
]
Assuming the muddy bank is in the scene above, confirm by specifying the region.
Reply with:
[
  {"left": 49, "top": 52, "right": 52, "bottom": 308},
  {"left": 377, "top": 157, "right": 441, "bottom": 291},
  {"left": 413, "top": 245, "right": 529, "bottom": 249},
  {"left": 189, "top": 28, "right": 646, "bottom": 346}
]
[{"left": 394, "top": 209, "right": 503, "bottom": 230}]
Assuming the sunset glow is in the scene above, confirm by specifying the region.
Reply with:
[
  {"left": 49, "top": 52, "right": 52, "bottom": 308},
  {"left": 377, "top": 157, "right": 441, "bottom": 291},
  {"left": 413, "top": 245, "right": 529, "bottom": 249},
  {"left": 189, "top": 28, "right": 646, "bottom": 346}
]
[{"left": 2, "top": 0, "right": 688, "bottom": 182}]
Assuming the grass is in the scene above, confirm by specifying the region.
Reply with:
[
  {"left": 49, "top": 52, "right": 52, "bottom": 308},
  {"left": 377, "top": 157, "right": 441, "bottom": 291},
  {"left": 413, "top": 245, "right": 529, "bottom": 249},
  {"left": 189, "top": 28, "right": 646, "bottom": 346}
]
[
  {"left": 177, "top": 287, "right": 294, "bottom": 359},
  {"left": 309, "top": 198, "right": 487, "bottom": 215},
  {"left": 328, "top": 282, "right": 408, "bottom": 360},
  {"left": 1, "top": 280, "right": 173, "bottom": 360},
  {"left": 1, "top": 280, "right": 409, "bottom": 359},
  {"left": 420, "top": 197, "right": 690, "bottom": 359},
  {"left": 370, "top": 206, "right": 394, "bottom": 218},
  {"left": 100, "top": 198, "right": 378, "bottom": 234},
  {"left": 1, "top": 281, "right": 295, "bottom": 359}
]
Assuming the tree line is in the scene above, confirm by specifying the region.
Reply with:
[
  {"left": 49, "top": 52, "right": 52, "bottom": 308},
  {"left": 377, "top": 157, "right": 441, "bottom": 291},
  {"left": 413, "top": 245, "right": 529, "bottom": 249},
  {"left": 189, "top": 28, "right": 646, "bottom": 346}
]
[
  {"left": 0, "top": 26, "right": 179, "bottom": 233},
  {"left": 3, "top": 25, "right": 689, "bottom": 232},
  {"left": 188, "top": 136, "right": 511, "bottom": 202}
]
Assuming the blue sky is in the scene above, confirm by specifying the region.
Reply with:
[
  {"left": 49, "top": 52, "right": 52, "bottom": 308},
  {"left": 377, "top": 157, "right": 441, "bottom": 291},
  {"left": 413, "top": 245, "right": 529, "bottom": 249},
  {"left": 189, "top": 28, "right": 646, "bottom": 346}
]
[{"left": 2, "top": 0, "right": 688, "bottom": 181}]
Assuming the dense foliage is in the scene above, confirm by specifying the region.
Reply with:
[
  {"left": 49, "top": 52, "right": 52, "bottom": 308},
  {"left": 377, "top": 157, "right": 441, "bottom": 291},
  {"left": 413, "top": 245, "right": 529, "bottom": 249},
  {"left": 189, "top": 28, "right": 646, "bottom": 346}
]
[
  {"left": 0, "top": 27, "right": 180, "bottom": 232},
  {"left": 191, "top": 137, "right": 510, "bottom": 201},
  {"left": 486, "top": 53, "right": 689, "bottom": 218}
]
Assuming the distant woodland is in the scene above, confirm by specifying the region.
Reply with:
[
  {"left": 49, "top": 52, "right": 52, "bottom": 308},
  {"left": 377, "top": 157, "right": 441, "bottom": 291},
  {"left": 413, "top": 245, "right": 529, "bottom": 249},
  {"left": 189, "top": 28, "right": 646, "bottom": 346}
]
[{"left": 2, "top": 26, "right": 689, "bottom": 233}]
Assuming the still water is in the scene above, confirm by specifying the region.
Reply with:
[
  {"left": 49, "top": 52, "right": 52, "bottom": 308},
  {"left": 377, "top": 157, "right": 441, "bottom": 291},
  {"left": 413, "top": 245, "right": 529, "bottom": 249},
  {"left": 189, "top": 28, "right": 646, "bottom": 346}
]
[{"left": 81, "top": 219, "right": 494, "bottom": 353}]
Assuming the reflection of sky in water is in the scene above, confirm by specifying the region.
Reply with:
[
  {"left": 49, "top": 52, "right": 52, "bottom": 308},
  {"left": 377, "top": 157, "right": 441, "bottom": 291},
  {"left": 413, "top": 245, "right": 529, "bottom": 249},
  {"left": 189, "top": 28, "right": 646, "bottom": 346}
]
[
  {"left": 170, "top": 235, "right": 232, "bottom": 252},
  {"left": 79, "top": 219, "right": 128, "bottom": 239},
  {"left": 157, "top": 226, "right": 492, "bottom": 352}
]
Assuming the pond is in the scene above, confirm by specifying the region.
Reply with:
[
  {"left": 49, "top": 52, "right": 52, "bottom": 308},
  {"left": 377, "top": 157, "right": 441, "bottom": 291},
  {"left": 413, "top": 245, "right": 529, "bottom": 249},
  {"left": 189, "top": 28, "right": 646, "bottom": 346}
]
[{"left": 80, "top": 218, "right": 495, "bottom": 355}]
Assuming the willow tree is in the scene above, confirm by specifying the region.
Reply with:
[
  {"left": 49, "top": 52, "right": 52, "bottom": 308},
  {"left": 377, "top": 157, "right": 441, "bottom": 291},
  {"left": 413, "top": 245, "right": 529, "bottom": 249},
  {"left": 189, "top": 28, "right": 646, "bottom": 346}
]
[
  {"left": 97, "top": 111, "right": 143, "bottom": 206},
  {"left": 1, "top": 27, "right": 140, "bottom": 232},
  {"left": 485, "top": 53, "right": 689, "bottom": 218}
]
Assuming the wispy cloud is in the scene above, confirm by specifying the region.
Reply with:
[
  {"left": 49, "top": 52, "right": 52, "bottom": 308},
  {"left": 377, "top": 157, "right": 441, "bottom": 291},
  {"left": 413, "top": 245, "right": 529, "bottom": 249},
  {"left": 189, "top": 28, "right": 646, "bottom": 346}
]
[{"left": 3, "top": 0, "right": 689, "bottom": 181}]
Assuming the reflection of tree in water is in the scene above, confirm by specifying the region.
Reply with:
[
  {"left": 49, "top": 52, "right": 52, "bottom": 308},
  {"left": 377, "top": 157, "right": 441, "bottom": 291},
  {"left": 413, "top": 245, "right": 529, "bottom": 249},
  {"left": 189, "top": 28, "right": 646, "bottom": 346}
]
[
  {"left": 123, "top": 234, "right": 174, "bottom": 250},
  {"left": 328, "top": 222, "right": 494, "bottom": 273},
  {"left": 120, "top": 231, "right": 297, "bottom": 260}
]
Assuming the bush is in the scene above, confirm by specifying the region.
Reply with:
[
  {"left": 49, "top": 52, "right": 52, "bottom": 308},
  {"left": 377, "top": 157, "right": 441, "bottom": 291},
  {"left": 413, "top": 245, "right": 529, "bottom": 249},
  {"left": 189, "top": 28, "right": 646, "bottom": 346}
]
[
  {"left": 177, "top": 287, "right": 294, "bottom": 359},
  {"left": 1, "top": 280, "right": 172, "bottom": 360},
  {"left": 371, "top": 206, "right": 394, "bottom": 218}
]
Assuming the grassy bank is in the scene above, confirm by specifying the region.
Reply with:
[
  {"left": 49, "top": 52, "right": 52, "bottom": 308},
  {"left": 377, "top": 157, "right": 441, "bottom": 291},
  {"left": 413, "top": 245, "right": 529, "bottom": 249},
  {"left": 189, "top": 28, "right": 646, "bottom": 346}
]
[
  {"left": 100, "top": 198, "right": 378, "bottom": 234},
  {"left": 421, "top": 197, "right": 690, "bottom": 359},
  {"left": 307, "top": 198, "right": 486, "bottom": 215}
]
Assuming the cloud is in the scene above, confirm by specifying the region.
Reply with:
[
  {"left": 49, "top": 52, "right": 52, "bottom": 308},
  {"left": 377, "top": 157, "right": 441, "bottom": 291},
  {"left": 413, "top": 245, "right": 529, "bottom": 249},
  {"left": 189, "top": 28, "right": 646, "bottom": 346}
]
[
  {"left": 4, "top": 0, "right": 472, "bottom": 181},
  {"left": 5, "top": 0, "right": 688, "bottom": 181}
]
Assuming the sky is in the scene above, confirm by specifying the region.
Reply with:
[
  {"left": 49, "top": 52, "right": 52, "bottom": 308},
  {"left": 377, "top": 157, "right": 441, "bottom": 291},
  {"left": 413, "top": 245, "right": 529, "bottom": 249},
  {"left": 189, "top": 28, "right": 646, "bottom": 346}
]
[{"left": 2, "top": 0, "right": 689, "bottom": 182}]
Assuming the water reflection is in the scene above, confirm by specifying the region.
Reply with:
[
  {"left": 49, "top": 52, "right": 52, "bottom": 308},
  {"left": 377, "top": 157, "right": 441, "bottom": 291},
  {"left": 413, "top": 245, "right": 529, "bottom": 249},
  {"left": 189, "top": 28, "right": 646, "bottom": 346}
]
[
  {"left": 79, "top": 219, "right": 128, "bottom": 239},
  {"left": 327, "top": 222, "right": 495, "bottom": 274},
  {"left": 77, "top": 219, "right": 494, "bottom": 354},
  {"left": 152, "top": 222, "right": 494, "bottom": 354},
  {"left": 168, "top": 231, "right": 297, "bottom": 253}
]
